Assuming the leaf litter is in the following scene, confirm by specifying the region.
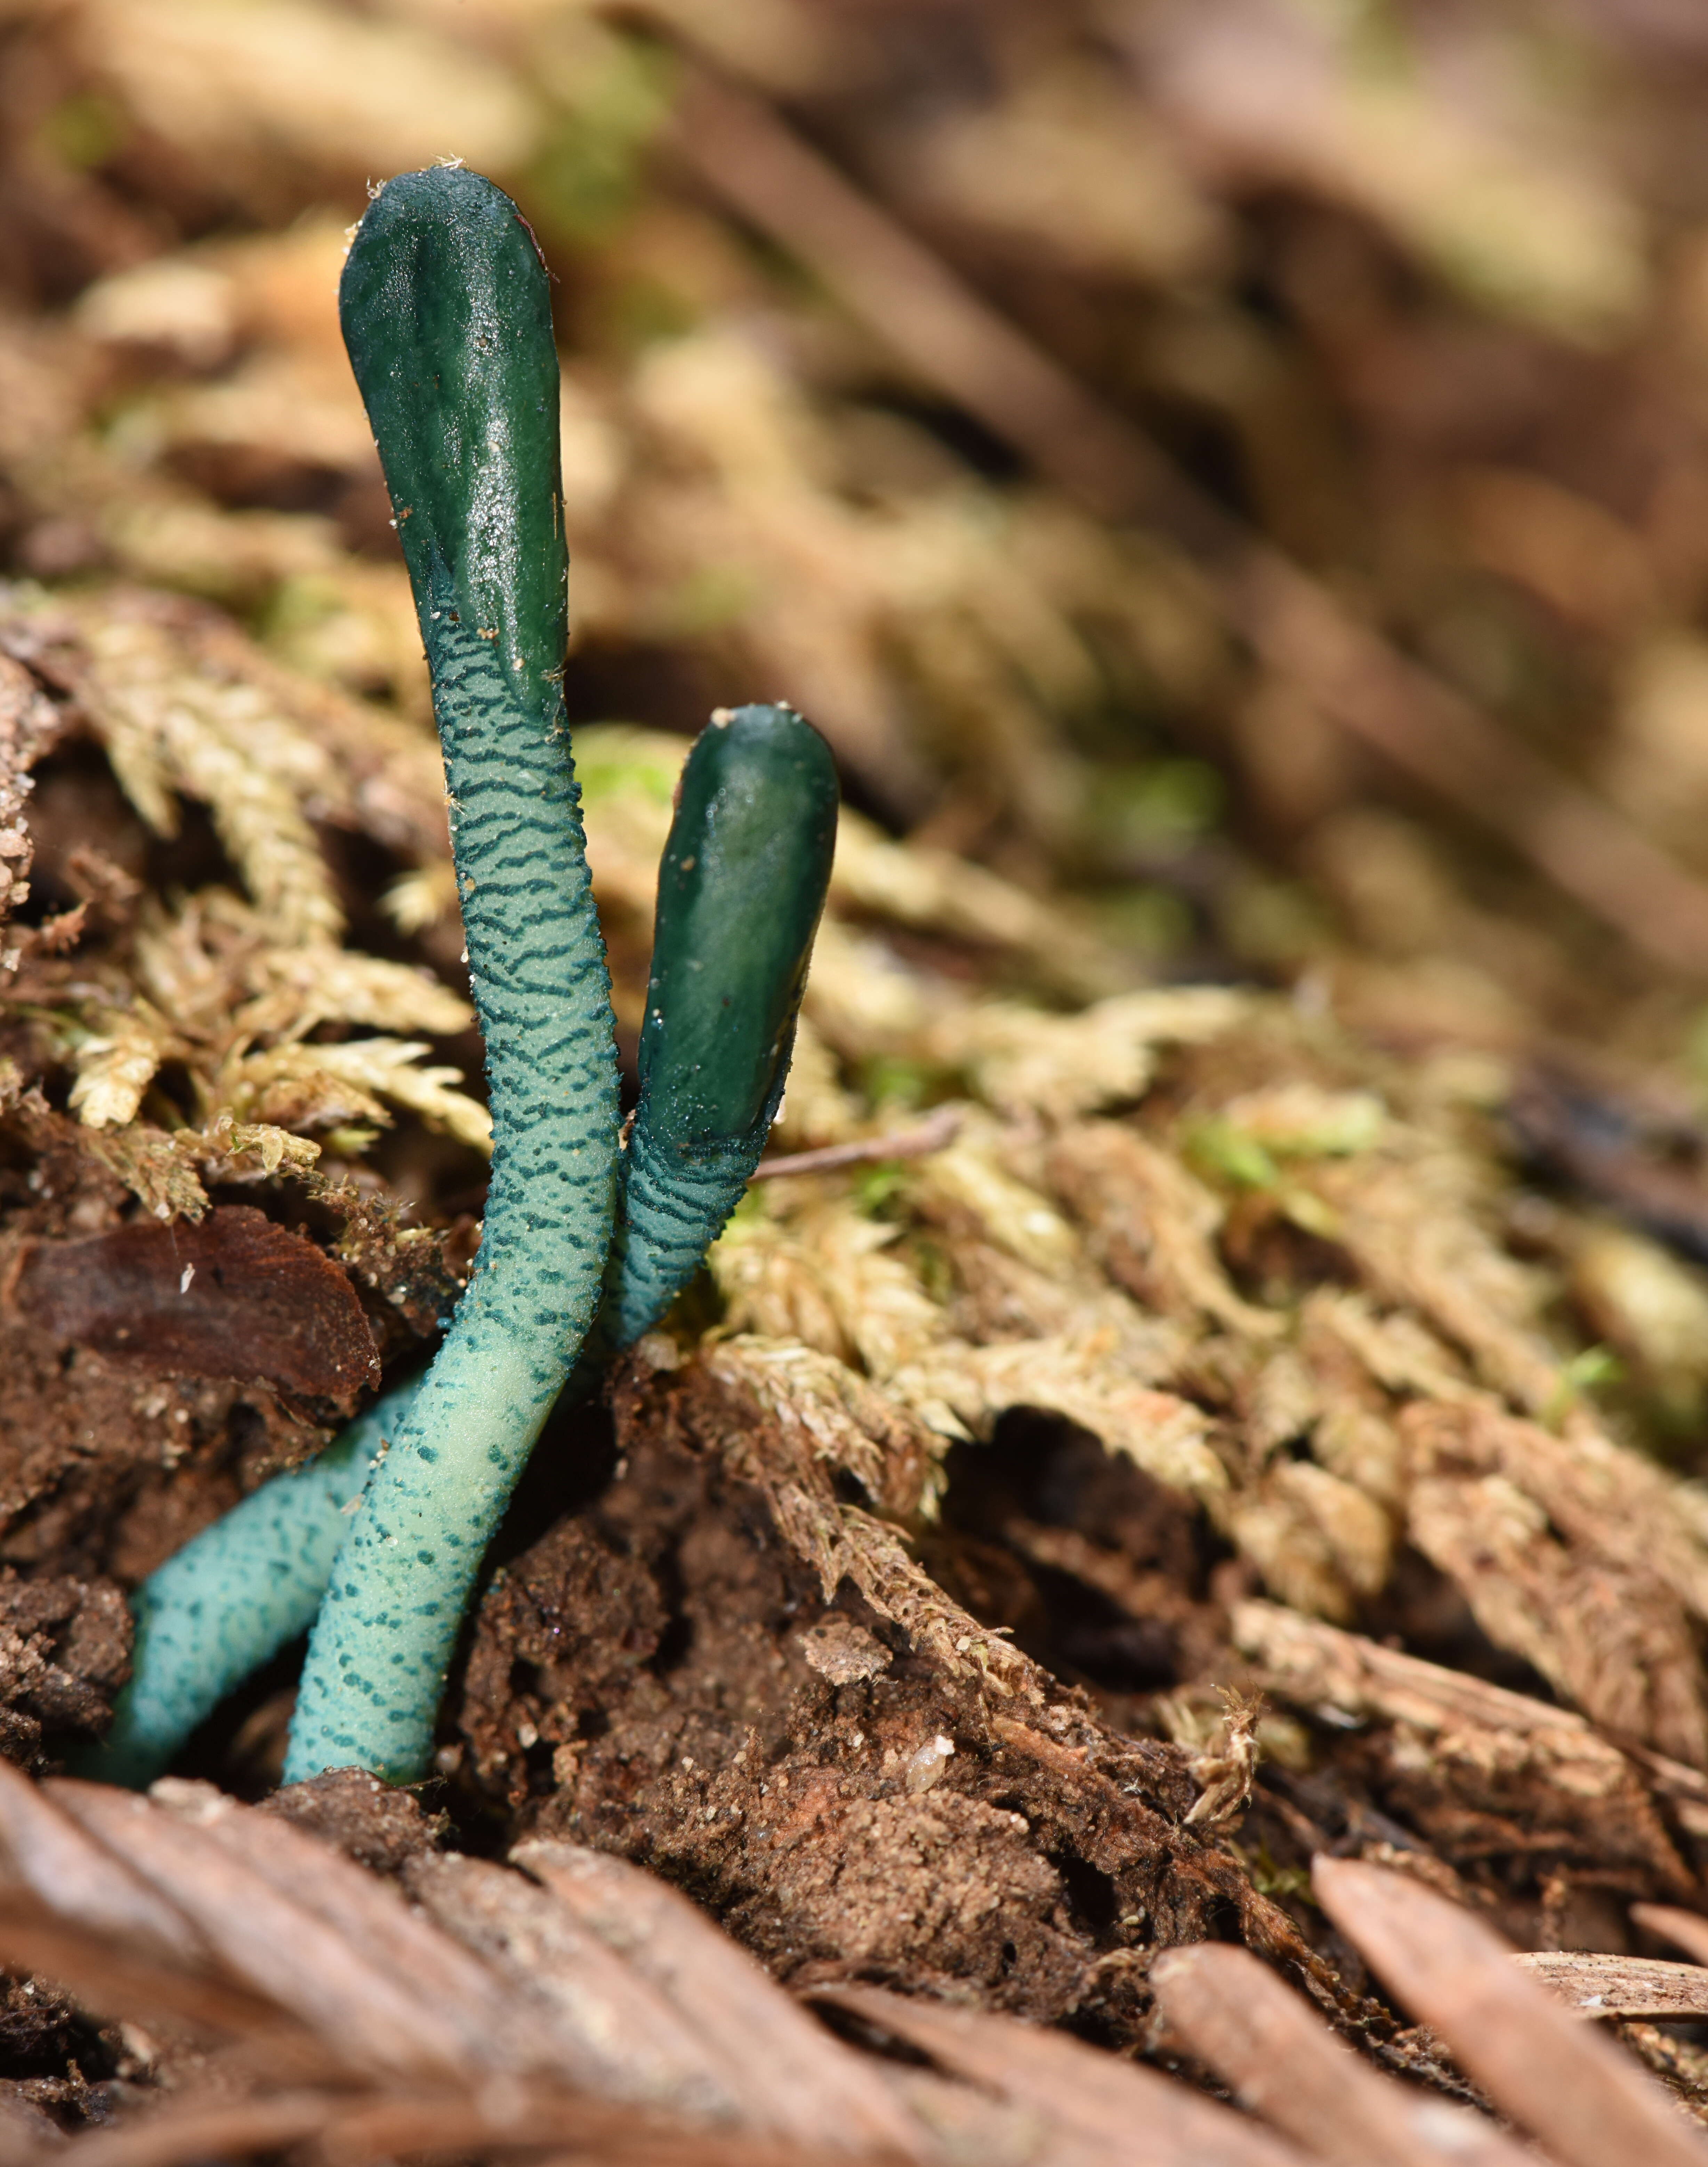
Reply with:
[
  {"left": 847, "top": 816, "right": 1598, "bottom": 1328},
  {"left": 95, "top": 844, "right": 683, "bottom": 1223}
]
[{"left": 8, "top": 0, "right": 1708, "bottom": 2159}]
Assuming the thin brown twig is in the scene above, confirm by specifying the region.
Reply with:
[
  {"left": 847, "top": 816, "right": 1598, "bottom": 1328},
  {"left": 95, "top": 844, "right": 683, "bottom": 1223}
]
[
  {"left": 750, "top": 1105, "right": 962, "bottom": 1181},
  {"left": 664, "top": 67, "right": 1215, "bottom": 539},
  {"left": 666, "top": 65, "right": 1708, "bottom": 979}
]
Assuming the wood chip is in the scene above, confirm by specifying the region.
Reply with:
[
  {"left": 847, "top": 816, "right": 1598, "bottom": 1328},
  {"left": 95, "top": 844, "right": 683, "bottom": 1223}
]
[
  {"left": 405, "top": 1852, "right": 746, "bottom": 2122},
  {"left": 1152, "top": 1941, "right": 1539, "bottom": 2167},
  {"left": 512, "top": 1839, "right": 930, "bottom": 2159},
  {"left": 1313, "top": 1856, "right": 1708, "bottom": 2167},
  {"left": 813, "top": 1981, "right": 1310, "bottom": 2167}
]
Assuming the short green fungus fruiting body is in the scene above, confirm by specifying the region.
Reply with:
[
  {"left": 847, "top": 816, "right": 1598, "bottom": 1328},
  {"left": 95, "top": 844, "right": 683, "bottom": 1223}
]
[
  {"left": 73, "top": 1378, "right": 423, "bottom": 1791},
  {"left": 282, "top": 167, "right": 619, "bottom": 1786},
  {"left": 587, "top": 702, "right": 838, "bottom": 1360}
]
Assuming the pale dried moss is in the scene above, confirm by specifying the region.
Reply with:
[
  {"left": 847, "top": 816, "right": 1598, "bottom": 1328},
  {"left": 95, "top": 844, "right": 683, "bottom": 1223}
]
[
  {"left": 67, "top": 1003, "right": 178, "bottom": 1129},
  {"left": 697, "top": 1025, "right": 1708, "bottom": 1762},
  {"left": 46, "top": 598, "right": 346, "bottom": 948},
  {"left": 0, "top": 654, "right": 59, "bottom": 937},
  {"left": 0, "top": 587, "right": 485, "bottom": 1196},
  {"left": 684, "top": 1337, "right": 1046, "bottom": 1701},
  {"left": 5, "top": 238, "right": 1231, "bottom": 871}
]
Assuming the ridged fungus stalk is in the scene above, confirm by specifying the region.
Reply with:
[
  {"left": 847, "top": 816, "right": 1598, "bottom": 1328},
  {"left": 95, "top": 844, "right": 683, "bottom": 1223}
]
[{"left": 284, "top": 166, "right": 622, "bottom": 1785}]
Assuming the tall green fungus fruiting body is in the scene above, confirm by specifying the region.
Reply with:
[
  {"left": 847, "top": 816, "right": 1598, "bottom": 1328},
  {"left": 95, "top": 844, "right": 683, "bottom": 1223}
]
[
  {"left": 587, "top": 703, "right": 838, "bottom": 1361},
  {"left": 283, "top": 167, "right": 619, "bottom": 1785},
  {"left": 69, "top": 176, "right": 841, "bottom": 1794}
]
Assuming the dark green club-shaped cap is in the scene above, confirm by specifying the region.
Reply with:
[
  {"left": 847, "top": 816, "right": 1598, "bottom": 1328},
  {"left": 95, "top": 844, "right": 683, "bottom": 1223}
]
[
  {"left": 640, "top": 704, "right": 839, "bottom": 1146},
  {"left": 339, "top": 164, "right": 567, "bottom": 733}
]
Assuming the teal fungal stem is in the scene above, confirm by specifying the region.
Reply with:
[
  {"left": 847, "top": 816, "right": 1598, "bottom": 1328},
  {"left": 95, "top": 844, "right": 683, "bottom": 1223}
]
[
  {"left": 76, "top": 1379, "right": 422, "bottom": 1789},
  {"left": 77, "top": 170, "right": 838, "bottom": 1796},
  {"left": 282, "top": 165, "right": 621, "bottom": 1786}
]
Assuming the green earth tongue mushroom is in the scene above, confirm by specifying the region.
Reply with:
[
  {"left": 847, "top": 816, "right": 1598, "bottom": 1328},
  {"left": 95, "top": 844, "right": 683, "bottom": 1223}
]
[
  {"left": 583, "top": 701, "right": 838, "bottom": 1367},
  {"left": 71, "top": 174, "right": 838, "bottom": 1795},
  {"left": 282, "top": 166, "right": 620, "bottom": 1785}
]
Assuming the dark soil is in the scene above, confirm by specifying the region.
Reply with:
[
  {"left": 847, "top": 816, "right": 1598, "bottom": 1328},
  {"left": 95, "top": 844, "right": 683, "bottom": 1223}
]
[{"left": 447, "top": 1358, "right": 1375, "bottom": 2055}]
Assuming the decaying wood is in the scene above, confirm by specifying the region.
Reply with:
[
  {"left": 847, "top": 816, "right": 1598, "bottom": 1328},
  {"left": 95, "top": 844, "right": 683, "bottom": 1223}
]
[
  {"left": 1234, "top": 1600, "right": 1699, "bottom": 1888},
  {"left": 516, "top": 1358, "right": 1385, "bottom": 2048},
  {"left": 1514, "top": 1950, "right": 1708, "bottom": 2020}
]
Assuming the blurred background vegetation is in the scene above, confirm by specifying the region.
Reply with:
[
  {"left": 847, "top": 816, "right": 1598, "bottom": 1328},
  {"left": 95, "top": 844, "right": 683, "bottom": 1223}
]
[{"left": 12, "top": 0, "right": 1708, "bottom": 1066}]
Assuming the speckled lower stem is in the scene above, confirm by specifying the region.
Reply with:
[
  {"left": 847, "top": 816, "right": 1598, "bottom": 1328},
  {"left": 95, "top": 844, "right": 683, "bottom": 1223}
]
[
  {"left": 75, "top": 1377, "right": 423, "bottom": 1790},
  {"left": 284, "top": 623, "right": 617, "bottom": 1783},
  {"left": 93, "top": 699, "right": 832, "bottom": 1786}
]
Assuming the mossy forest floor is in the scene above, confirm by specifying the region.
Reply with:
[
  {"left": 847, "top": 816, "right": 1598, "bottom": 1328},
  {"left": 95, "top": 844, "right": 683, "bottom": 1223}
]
[{"left": 9, "top": 2, "right": 1708, "bottom": 2157}]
